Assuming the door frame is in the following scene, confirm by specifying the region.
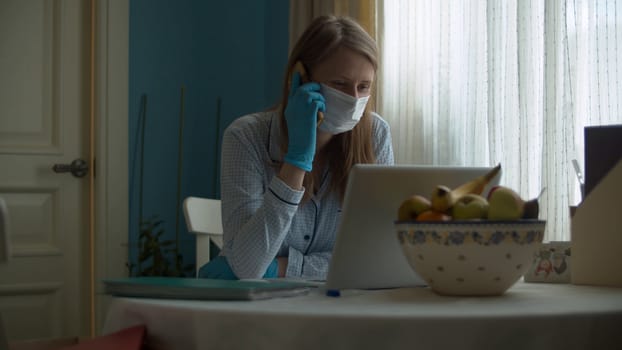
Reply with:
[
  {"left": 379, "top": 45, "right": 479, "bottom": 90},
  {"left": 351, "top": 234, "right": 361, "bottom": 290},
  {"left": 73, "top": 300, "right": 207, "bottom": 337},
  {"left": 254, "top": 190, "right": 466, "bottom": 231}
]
[{"left": 93, "top": 0, "right": 128, "bottom": 333}]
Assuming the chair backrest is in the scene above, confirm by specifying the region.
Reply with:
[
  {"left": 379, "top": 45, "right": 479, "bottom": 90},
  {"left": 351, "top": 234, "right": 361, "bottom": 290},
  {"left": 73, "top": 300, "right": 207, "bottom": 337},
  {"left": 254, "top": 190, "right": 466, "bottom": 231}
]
[
  {"left": 183, "top": 197, "right": 223, "bottom": 277},
  {"left": 0, "top": 198, "right": 9, "bottom": 263}
]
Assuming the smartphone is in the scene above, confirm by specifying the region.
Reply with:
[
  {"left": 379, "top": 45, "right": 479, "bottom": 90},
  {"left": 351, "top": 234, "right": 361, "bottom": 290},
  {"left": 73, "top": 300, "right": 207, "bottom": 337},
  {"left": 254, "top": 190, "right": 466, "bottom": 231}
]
[{"left": 292, "top": 61, "right": 324, "bottom": 126}]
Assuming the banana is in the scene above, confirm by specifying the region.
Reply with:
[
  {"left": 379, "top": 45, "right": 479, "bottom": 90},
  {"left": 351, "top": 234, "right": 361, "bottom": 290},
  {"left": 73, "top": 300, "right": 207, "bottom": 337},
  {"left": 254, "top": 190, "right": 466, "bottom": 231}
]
[
  {"left": 451, "top": 163, "right": 502, "bottom": 199},
  {"left": 430, "top": 185, "right": 455, "bottom": 212},
  {"left": 401, "top": 164, "right": 502, "bottom": 217}
]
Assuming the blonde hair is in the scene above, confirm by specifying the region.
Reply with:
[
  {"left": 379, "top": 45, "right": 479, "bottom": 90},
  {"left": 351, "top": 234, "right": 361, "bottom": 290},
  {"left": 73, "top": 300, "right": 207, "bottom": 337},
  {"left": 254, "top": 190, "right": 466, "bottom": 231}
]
[{"left": 278, "top": 15, "right": 379, "bottom": 202}]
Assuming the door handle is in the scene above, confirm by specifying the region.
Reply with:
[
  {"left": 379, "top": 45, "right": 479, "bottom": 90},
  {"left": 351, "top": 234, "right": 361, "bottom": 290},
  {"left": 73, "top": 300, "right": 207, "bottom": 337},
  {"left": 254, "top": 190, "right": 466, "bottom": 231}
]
[{"left": 52, "top": 158, "right": 89, "bottom": 178}]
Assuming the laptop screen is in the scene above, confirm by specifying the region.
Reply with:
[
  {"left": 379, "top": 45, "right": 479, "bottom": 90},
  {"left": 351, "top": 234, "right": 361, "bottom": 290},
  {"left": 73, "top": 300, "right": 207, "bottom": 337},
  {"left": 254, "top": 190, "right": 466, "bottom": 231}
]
[{"left": 325, "top": 164, "right": 500, "bottom": 291}]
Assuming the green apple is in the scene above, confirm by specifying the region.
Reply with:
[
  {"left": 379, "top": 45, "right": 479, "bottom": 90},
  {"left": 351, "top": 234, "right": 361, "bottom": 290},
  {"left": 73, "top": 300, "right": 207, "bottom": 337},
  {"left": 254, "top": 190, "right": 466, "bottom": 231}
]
[
  {"left": 452, "top": 194, "right": 489, "bottom": 220},
  {"left": 398, "top": 195, "right": 432, "bottom": 221},
  {"left": 487, "top": 186, "right": 525, "bottom": 220}
]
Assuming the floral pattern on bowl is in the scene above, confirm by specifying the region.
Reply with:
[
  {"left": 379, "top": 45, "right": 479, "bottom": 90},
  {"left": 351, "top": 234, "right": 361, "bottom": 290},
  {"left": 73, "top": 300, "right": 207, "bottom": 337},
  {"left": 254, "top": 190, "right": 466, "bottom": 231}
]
[
  {"left": 395, "top": 220, "right": 546, "bottom": 296},
  {"left": 397, "top": 225, "right": 544, "bottom": 247}
]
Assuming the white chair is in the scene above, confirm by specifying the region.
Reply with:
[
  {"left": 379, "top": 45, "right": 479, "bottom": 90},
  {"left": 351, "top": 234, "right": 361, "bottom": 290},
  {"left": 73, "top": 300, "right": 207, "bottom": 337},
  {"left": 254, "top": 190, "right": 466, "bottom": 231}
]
[
  {"left": 0, "top": 198, "right": 9, "bottom": 263},
  {"left": 183, "top": 196, "right": 223, "bottom": 277},
  {"left": 0, "top": 199, "right": 9, "bottom": 347}
]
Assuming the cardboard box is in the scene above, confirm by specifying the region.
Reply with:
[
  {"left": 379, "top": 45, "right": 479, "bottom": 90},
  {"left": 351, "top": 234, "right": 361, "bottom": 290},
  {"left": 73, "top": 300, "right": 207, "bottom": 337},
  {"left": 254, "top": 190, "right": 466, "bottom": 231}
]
[{"left": 571, "top": 159, "right": 622, "bottom": 287}]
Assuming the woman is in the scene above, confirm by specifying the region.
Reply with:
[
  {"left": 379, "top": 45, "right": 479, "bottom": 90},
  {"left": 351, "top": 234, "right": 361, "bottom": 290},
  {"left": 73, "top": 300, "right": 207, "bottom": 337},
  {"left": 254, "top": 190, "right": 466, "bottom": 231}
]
[{"left": 199, "top": 15, "right": 394, "bottom": 280}]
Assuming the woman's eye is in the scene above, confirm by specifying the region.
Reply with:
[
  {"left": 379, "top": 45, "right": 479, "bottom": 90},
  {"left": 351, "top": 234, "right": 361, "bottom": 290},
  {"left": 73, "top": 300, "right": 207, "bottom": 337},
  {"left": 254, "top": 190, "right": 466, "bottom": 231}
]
[{"left": 358, "top": 84, "right": 371, "bottom": 92}]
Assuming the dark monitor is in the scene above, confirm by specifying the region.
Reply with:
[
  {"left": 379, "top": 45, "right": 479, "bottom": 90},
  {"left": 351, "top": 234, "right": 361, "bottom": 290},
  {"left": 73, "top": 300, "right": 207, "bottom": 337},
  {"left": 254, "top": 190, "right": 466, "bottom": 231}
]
[{"left": 584, "top": 124, "right": 622, "bottom": 198}]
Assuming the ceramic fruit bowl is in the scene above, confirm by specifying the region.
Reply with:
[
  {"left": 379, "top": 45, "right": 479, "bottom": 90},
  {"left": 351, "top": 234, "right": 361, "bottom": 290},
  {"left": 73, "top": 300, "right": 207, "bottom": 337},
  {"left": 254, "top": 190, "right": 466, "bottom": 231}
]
[{"left": 395, "top": 220, "right": 546, "bottom": 296}]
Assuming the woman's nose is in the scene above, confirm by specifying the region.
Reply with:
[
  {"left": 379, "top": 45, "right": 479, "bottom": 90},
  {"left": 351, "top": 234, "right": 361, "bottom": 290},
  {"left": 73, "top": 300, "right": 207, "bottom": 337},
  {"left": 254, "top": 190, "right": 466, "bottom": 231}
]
[{"left": 343, "top": 85, "right": 358, "bottom": 98}]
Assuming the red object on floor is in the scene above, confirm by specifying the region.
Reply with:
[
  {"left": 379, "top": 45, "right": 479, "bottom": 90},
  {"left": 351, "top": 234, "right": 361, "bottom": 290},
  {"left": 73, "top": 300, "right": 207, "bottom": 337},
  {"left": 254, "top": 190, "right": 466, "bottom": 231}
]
[{"left": 61, "top": 325, "right": 146, "bottom": 350}]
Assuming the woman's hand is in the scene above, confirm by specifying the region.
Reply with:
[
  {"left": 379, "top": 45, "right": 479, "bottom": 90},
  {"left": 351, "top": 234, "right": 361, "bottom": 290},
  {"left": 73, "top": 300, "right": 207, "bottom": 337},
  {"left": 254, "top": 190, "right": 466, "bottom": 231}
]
[
  {"left": 283, "top": 72, "right": 326, "bottom": 172},
  {"left": 277, "top": 257, "right": 288, "bottom": 277}
]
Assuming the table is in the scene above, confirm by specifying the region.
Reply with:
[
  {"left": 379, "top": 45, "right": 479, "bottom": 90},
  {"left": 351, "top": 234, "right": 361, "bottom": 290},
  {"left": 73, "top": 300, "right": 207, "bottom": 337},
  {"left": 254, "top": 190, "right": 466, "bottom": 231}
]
[{"left": 102, "top": 281, "right": 622, "bottom": 350}]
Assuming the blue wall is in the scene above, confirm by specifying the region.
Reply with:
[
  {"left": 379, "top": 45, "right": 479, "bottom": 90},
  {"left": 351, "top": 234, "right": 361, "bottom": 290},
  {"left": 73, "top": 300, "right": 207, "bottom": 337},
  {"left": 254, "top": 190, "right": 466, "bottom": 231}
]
[{"left": 128, "top": 0, "right": 290, "bottom": 276}]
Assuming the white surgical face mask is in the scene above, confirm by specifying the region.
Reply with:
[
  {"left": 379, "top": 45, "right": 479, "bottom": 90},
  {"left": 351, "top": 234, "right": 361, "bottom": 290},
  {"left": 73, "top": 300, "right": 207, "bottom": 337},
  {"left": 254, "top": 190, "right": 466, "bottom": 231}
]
[{"left": 319, "top": 84, "right": 370, "bottom": 134}]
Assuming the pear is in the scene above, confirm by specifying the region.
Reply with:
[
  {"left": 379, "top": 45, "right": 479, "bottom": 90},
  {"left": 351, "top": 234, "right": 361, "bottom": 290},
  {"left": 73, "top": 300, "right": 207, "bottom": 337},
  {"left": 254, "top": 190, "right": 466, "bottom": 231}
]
[
  {"left": 398, "top": 195, "right": 432, "bottom": 221},
  {"left": 452, "top": 194, "right": 489, "bottom": 220},
  {"left": 487, "top": 186, "right": 525, "bottom": 220},
  {"left": 522, "top": 188, "right": 546, "bottom": 219},
  {"left": 522, "top": 198, "right": 539, "bottom": 219}
]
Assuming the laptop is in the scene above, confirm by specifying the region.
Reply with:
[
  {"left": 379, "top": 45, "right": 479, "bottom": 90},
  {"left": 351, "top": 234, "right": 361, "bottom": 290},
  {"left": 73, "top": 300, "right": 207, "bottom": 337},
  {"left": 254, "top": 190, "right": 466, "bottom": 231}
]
[{"left": 324, "top": 164, "right": 501, "bottom": 291}]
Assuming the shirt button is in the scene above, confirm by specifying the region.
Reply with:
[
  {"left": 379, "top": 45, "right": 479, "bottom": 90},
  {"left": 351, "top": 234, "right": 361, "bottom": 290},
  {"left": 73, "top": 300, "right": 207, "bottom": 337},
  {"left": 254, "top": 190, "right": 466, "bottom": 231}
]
[{"left": 304, "top": 235, "right": 310, "bottom": 241}]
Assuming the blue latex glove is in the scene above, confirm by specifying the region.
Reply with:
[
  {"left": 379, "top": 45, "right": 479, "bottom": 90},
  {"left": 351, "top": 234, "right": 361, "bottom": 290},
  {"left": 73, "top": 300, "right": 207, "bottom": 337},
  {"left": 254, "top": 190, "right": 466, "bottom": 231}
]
[
  {"left": 198, "top": 256, "right": 278, "bottom": 279},
  {"left": 283, "top": 72, "right": 326, "bottom": 172}
]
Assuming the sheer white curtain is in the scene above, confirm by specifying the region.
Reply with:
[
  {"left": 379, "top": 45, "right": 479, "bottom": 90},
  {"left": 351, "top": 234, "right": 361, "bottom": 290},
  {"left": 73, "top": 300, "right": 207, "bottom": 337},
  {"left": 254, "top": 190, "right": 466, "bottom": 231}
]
[{"left": 378, "top": 0, "right": 622, "bottom": 241}]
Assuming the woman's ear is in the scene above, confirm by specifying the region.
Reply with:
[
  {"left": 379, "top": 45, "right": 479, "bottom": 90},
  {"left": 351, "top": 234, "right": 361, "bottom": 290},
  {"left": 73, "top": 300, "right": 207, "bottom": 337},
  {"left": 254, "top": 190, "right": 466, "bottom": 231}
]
[{"left": 293, "top": 61, "right": 309, "bottom": 83}]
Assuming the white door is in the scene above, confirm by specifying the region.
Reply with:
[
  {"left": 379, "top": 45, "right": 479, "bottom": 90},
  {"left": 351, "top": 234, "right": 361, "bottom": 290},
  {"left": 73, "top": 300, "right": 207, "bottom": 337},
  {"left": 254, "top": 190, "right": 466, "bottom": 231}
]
[{"left": 0, "top": 0, "right": 91, "bottom": 340}]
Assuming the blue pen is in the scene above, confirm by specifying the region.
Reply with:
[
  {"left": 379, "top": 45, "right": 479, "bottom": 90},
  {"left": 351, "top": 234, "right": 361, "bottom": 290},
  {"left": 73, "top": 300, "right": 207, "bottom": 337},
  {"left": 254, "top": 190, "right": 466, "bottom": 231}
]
[{"left": 326, "top": 289, "right": 341, "bottom": 297}]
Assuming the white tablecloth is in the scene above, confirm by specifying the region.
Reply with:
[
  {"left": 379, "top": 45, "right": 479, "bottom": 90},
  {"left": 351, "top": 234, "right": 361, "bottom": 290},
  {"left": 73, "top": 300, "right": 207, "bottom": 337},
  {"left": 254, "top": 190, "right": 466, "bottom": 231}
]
[{"left": 102, "top": 281, "right": 622, "bottom": 350}]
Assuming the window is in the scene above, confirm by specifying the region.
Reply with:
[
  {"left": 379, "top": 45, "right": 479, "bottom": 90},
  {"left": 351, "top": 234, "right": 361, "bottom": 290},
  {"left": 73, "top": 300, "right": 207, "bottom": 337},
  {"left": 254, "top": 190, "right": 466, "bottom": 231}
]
[{"left": 378, "top": 0, "right": 622, "bottom": 241}]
